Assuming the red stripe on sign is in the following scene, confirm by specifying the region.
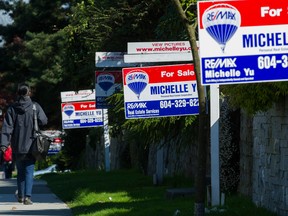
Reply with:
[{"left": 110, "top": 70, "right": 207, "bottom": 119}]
[
  {"left": 62, "top": 101, "right": 96, "bottom": 111},
  {"left": 122, "top": 64, "right": 196, "bottom": 85},
  {"left": 198, "top": 0, "right": 288, "bottom": 29}
]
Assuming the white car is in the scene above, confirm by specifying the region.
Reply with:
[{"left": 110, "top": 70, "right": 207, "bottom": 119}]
[{"left": 33, "top": 164, "right": 57, "bottom": 176}]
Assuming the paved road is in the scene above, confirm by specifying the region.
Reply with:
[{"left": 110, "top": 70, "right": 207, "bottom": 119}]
[{"left": 0, "top": 175, "right": 72, "bottom": 216}]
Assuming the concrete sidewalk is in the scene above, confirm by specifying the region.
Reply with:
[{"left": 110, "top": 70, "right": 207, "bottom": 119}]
[{"left": 0, "top": 177, "right": 72, "bottom": 216}]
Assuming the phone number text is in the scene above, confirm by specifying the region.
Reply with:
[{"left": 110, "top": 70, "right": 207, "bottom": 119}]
[
  {"left": 160, "top": 99, "right": 199, "bottom": 109},
  {"left": 258, "top": 55, "right": 288, "bottom": 69}
]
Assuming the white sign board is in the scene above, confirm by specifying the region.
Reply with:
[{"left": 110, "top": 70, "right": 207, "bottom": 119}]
[
  {"left": 124, "top": 53, "right": 193, "bottom": 63},
  {"left": 61, "top": 90, "right": 95, "bottom": 102},
  {"left": 95, "top": 52, "right": 138, "bottom": 67},
  {"left": 127, "top": 41, "right": 191, "bottom": 54}
]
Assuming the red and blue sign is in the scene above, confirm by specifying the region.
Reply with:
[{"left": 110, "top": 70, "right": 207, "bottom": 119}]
[
  {"left": 61, "top": 101, "right": 103, "bottom": 129},
  {"left": 198, "top": 0, "right": 288, "bottom": 85},
  {"left": 95, "top": 71, "right": 122, "bottom": 108},
  {"left": 122, "top": 64, "right": 199, "bottom": 119}
]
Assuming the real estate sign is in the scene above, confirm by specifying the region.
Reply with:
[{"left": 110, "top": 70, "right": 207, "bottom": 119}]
[
  {"left": 95, "top": 71, "right": 122, "bottom": 108},
  {"left": 122, "top": 64, "right": 199, "bottom": 119},
  {"left": 61, "top": 101, "right": 103, "bottom": 129},
  {"left": 198, "top": 0, "right": 288, "bottom": 85},
  {"left": 60, "top": 90, "right": 104, "bottom": 129}
]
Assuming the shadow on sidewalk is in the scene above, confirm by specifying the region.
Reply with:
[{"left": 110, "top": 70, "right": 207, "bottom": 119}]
[{"left": 0, "top": 178, "right": 73, "bottom": 216}]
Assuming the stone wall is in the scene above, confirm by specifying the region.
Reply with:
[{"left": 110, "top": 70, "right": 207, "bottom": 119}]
[
  {"left": 240, "top": 97, "right": 288, "bottom": 215},
  {"left": 239, "top": 110, "right": 253, "bottom": 196},
  {"left": 147, "top": 138, "right": 198, "bottom": 178}
]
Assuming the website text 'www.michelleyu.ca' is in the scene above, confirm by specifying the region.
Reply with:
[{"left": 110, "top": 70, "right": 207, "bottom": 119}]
[
  {"left": 136, "top": 46, "right": 191, "bottom": 52},
  {"left": 135, "top": 42, "right": 192, "bottom": 53}
]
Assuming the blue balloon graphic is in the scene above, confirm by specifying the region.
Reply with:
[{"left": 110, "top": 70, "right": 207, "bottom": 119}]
[
  {"left": 63, "top": 104, "right": 74, "bottom": 117},
  {"left": 126, "top": 70, "right": 149, "bottom": 99},
  {"left": 97, "top": 73, "right": 115, "bottom": 94},
  {"left": 202, "top": 4, "right": 241, "bottom": 53}
]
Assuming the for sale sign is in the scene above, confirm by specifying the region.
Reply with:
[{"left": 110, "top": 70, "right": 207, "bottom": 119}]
[
  {"left": 198, "top": 0, "right": 288, "bottom": 85},
  {"left": 95, "top": 71, "right": 122, "bottom": 108},
  {"left": 122, "top": 64, "right": 199, "bottom": 119},
  {"left": 61, "top": 101, "right": 103, "bottom": 129}
]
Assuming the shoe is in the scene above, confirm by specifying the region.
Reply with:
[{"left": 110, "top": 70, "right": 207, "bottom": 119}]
[
  {"left": 14, "top": 190, "right": 24, "bottom": 203},
  {"left": 24, "top": 197, "right": 33, "bottom": 205}
]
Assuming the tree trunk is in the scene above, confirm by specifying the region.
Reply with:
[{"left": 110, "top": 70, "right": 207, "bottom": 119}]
[{"left": 172, "top": 0, "right": 209, "bottom": 215}]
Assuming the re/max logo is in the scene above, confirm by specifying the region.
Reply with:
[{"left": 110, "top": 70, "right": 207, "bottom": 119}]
[
  {"left": 206, "top": 11, "right": 236, "bottom": 21},
  {"left": 98, "top": 75, "right": 113, "bottom": 81},
  {"left": 127, "top": 102, "right": 147, "bottom": 109},
  {"left": 127, "top": 73, "right": 147, "bottom": 81}
]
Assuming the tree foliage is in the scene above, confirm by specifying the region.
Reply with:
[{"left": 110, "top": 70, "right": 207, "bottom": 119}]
[
  {"left": 0, "top": 0, "right": 76, "bottom": 108},
  {"left": 222, "top": 83, "right": 288, "bottom": 114}
]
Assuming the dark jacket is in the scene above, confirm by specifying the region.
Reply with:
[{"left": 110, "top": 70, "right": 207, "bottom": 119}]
[{"left": 1, "top": 96, "right": 48, "bottom": 156}]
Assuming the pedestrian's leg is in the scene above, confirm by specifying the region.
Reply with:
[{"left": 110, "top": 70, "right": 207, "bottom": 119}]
[
  {"left": 24, "top": 159, "right": 35, "bottom": 198},
  {"left": 7, "top": 163, "right": 13, "bottom": 178},
  {"left": 4, "top": 163, "right": 8, "bottom": 179},
  {"left": 16, "top": 160, "right": 25, "bottom": 200},
  {"left": 4, "top": 162, "right": 12, "bottom": 178}
]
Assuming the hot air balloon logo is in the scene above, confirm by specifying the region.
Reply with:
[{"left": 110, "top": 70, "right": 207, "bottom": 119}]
[
  {"left": 97, "top": 73, "right": 115, "bottom": 94},
  {"left": 63, "top": 104, "right": 75, "bottom": 117},
  {"left": 202, "top": 4, "right": 241, "bottom": 53},
  {"left": 126, "top": 70, "right": 149, "bottom": 99}
]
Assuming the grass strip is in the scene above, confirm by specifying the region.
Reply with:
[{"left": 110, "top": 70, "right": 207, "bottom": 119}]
[{"left": 41, "top": 169, "right": 276, "bottom": 216}]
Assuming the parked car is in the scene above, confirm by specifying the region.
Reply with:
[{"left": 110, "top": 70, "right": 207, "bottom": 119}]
[{"left": 41, "top": 130, "right": 65, "bottom": 155}]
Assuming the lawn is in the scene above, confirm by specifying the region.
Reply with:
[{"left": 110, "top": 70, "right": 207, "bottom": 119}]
[{"left": 41, "top": 169, "right": 276, "bottom": 216}]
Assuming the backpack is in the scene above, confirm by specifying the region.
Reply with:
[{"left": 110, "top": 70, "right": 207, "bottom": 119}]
[{"left": 3, "top": 146, "right": 12, "bottom": 162}]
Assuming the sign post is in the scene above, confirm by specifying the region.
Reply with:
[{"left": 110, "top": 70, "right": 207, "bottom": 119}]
[
  {"left": 95, "top": 52, "right": 134, "bottom": 171},
  {"left": 210, "top": 85, "right": 220, "bottom": 206},
  {"left": 103, "top": 109, "right": 110, "bottom": 172},
  {"left": 124, "top": 43, "right": 200, "bottom": 186}
]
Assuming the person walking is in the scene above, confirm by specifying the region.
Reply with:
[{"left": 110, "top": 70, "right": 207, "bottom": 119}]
[{"left": 0, "top": 83, "right": 48, "bottom": 205}]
